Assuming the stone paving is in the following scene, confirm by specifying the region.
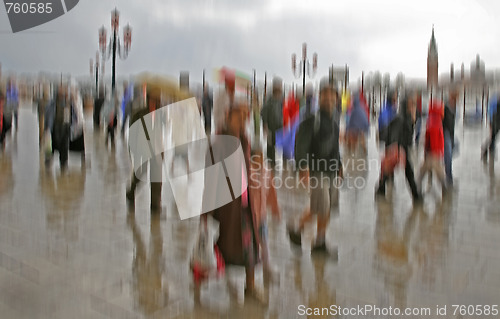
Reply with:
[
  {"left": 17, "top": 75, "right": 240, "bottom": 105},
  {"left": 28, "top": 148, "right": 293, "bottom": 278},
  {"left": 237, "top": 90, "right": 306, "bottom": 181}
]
[{"left": 0, "top": 101, "right": 499, "bottom": 318}]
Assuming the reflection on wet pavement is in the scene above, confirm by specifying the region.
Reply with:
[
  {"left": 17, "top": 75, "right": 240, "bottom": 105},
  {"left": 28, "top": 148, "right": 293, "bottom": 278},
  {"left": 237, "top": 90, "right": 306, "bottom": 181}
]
[{"left": 0, "top": 103, "right": 499, "bottom": 318}]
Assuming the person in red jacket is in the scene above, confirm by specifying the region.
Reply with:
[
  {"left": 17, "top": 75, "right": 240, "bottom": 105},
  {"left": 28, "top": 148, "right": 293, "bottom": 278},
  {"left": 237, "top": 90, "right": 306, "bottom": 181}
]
[
  {"left": 417, "top": 100, "right": 447, "bottom": 194},
  {"left": 282, "top": 91, "right": 300, "bottom": 127}
]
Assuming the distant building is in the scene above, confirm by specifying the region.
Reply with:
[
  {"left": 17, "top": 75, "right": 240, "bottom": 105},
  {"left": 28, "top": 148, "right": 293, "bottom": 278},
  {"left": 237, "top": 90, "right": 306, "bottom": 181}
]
[
  {"left": 329, "top": 65, "right": 349, "bottom": 91},
  {"left": 470, "top": 54, "right": 485, "bottom": 84},
  {"left": 427, "top": 26, "right": 438, "bottom": 89}
]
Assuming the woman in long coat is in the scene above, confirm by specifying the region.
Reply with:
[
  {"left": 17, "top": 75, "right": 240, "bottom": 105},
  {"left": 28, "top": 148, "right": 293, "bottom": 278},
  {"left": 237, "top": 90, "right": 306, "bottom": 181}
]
[{"left": 203, "top": 103, "right": 264, "bottom": 302}]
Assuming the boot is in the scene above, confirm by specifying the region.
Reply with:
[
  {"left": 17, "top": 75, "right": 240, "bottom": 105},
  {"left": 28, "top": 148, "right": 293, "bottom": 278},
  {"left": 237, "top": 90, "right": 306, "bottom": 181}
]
[
  {"left": 376, "top": 175, "right": 387, "bottom": 197},
  {"left": 150, "top": 182, "right": 162, "bottom": 212},
  {"left": 126, "top": 174, "right": 139, "bottom": 203}
]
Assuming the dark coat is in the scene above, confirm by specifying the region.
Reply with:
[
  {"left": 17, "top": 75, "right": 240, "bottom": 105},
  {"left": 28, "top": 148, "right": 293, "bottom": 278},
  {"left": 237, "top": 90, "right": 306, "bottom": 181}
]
[
  {"left": 203, "top": 134, "right": 260, "bottom": 268},
  {"left": 386, "top": 101, "right": 414, "bottom": 151},
  {"left": 93, "top": 97, "right": 105, "bottom": 126},
  {"left": 45, "top": 99, "right": 70, "bottom": 152},
  {"left": 261, "top": 96, "right": 283, "bottom": 132},
  {"left": 295, "top": 109, "right": 342, "bottom": 174},
  {"left": 442, "top": 103, "right": 456, "bottom": 139}
]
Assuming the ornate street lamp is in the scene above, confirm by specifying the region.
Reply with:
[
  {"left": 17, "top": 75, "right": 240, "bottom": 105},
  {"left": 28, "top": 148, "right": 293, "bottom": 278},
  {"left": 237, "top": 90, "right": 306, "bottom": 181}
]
[
  {"left": 292, "top": 43, "right": 317, "bottom": 96},
  {"left": 98, "top": 8, "right": 132, "bottom": 93},
  {"left": 99, "top": 26, "right": 107, "bottom": 55},
  {"left": 95, "top": 51, "right": 99, "bottom": 94}
]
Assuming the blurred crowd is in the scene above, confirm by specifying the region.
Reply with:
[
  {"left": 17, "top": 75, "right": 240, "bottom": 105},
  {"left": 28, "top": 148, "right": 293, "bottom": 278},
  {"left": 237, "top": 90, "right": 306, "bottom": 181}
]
[{"left": 1, "top": 66, "right": 500, "bottom": 307}]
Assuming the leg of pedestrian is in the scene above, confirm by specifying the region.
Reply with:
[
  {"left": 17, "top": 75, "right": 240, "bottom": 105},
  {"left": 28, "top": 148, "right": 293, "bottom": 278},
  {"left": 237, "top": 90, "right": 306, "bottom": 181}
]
[{"left": 444, "top": 131, "right": 453, "bottom": 186}]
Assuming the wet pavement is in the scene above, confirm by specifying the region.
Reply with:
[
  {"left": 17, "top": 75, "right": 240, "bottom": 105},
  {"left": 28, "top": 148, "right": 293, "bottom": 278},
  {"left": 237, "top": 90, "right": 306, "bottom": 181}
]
[{"left": 0, "top": 101, "right": 499, "bottom": 319}]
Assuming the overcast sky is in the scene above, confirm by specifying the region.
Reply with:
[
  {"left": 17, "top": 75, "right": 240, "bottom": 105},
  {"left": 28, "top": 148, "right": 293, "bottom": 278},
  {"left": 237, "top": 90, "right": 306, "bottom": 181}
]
[{"left": 1, "top": 0, "right": 500, "bottom": 87}]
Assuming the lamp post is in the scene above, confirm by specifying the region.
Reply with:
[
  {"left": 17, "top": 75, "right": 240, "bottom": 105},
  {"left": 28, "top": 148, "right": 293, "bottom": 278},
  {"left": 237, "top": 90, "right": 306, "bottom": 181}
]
[
  {"left": 361, "top": 71, "right": 364, "bottom": 94},
  {"left": 292, "top": 43, "right": 317, "bottom": 96},
  {"left": 96, "top": 51, "right": 100, "bottom": 94},
  {"left": 264, "top": 72, "right": 267, "bottom": 101},
  {"left": 93, "top": 51, "right": 99, "bottom": 95},
  {"left": 98, "top": 8, "right": 132, "bottom": 93}
]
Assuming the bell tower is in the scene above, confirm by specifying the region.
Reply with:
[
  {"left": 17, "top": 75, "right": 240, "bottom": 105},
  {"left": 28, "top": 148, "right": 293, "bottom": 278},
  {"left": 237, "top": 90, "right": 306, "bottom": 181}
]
[{"left": 427, "top": 26, "right": 438, "bottom": 89}]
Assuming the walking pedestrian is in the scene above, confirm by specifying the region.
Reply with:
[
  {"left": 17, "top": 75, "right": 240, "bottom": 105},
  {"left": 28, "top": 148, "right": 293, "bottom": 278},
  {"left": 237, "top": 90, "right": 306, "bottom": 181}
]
[
  {"left": 261, "top": 77, "right": 284, "bottom": 168},
  {"left": 121, "top": 82, "right": 133, "bottom": 136},
  {"left": 126, "top": 85, "right": 165, "bottom": 212},
  {"left": 202, "top": 84, "right": 213, "bottom": 134},
  {"left": 5, "top": 78, "right": 19, "bottom": 131},
  {"left": 376, "top": 92, "right": 422, "bottom": 202},
  {"left": 481, "top": 96, "right": 500, "bottom": 162},
  {"left": 288, "top": 78, "right": 343, "bottom": 252},
  {"left": 415, "top": 90, "right": 423, "bottom": 145},
  {"left": 36, "top": 84, "right": 51, "bottom": 145},
  {"left": 378, "top": 89, "right": 398, "bottom": 144},
  {"left": 302, "top": 83, "right": 315, "bottom": 119},
  {"left": 69, "top": 82, "right": 86, "bottom": 164},
  {"left": 443, "top": 88, "right": 458, "bottom": 187},
  {"left": 44, "top": 85, "right": 71, "bottom": 171},
  {"left": 345, "top": 93, "right": 370, "bottom": 155},
  {"left": 102, "top": 91, "right": 119, "bottom": 148},
  {"left": 213, "top": 71, "right": 235, "bottom": 133},
  {"left": 0, "top": 90, "right": 8, "bottom": 150},
  {"left": 93, "top": 86, "right": 105, "bottom": 131},
  {"left": 203, "top": 103, "right": 266, "bottom": 303}
]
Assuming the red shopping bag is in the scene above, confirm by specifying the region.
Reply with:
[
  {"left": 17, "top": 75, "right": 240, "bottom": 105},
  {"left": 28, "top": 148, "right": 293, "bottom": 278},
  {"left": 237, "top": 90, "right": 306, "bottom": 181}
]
[
  {"left": 190, "top": 216, "right": 225, "bottom": 285},
  {"left": 191, "top": 244, "right": 225, "bottom": 285}
]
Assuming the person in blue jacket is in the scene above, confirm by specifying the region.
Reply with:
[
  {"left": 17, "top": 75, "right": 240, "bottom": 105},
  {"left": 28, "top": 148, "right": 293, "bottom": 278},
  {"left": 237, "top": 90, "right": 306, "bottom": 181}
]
[
  {"left": 378, "top": 89, "right": 398, "bottom": 143},
  {"left": 482, "top": 95, "right": 500, "bottom": 161},
  {"left": 5, "top": 78, "right": 19, "bottom": 131},
  {"left": 346, "top": 93, "right": 370, "bottom": 154},
  {"left": 121, "top": 82, "right": 133, "bottom": 136}
]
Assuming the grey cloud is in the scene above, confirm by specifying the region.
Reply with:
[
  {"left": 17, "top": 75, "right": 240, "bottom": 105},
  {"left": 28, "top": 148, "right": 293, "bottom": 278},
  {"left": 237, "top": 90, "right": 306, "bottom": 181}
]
[{"left": 2, "top": 0, "right": 500, "bottom": 87}]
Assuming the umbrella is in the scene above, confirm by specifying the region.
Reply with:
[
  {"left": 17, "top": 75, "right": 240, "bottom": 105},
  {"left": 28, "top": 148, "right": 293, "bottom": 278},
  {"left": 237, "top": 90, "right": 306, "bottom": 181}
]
[{"left": 133, "top": 72, "right": 192, "bottom": 102}]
